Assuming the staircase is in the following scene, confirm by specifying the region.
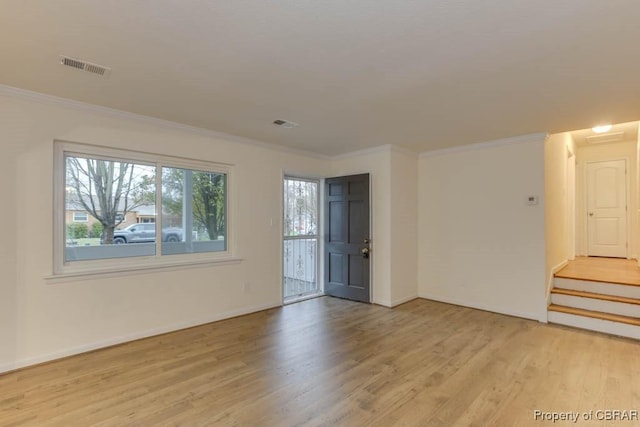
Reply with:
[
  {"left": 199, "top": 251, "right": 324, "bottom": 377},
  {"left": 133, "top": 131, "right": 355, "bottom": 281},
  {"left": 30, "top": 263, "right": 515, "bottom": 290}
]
[{"left": 548, "top": 276, "right": 640, "bottom": 339}]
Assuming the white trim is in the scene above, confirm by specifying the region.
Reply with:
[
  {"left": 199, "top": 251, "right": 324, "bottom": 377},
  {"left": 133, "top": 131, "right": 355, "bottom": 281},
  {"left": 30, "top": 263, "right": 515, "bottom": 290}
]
[
  {"left": 583, "top": 158, "right": 631, "bottom": 258},
  {"left": 373, "top": 298, "right": 393, "bottom": 308},
  {"left": 419, "top": 132, "right": 547, "bottom": 158},
  {"left": 0, "top": 301, "right": 281, "bottom": 375},
  {"left": 547, "top": 260, "right": 569, "bottom": 302},
  {"left": 54, "top": 140, "right": 237, "bottom": 277},
  {"left": 417, "top": 293, "right": 545, "bottom": 322},
  {"left": 390, "top": 294, "right": 419, "bottom": 307},
  {"left": 45, "top": 257, "right": 243, "bottom": 283},
  {"left": 389, "top": 145, "right": 419, "bottom": 157},
  {"left": 333, "top": 144, "right": 394, "bottom": 160},
  {"left": 0, "top": 84, "right": 330, "bottom": 161},
  {"left": 331, "top": 144, "right": 418, "bottom": 160},
  {"left": 367, "top": 173, "right": 374, "bottom": 303},
  {"left": 59, "top": 139, "right": 234, "bottom": 170},
  {"left": 333, "top": 144, "right": 418, "bottom": 160}
]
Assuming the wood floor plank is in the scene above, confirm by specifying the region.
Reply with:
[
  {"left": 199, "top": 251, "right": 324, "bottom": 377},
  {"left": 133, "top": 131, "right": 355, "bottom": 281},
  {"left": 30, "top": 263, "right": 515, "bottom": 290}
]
[
  {"left": 1, "top": 297, "right": 639, "bottom": 426},
  {"left": 555, "top": 256, "right": 640, "bottom": 286}
]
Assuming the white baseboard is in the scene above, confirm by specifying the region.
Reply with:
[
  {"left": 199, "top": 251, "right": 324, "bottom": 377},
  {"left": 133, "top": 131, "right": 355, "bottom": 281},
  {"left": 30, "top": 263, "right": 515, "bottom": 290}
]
[
  {"left": 372, "top": 299, "right": 392, "bottom": 308},
  {"left": 418, "top": 292, "right": 545, "bottom": 322},
  {"left": 0, "top": 301, "right": 282, "bottom": 374},
  {"left": 390, "top": 294, "right": 419, "bottom": 307}
]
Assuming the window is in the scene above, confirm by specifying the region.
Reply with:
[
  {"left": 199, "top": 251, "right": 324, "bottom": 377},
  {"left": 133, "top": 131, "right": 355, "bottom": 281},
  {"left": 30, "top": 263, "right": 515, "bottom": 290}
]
[
  {"left": 161, "top": 167, "right": 227, "bottom": 255},
  {"left": 55, "top": 141, "right": 233, "bottom": 276},
  {"left": 72, "top": 212, "right": 88, "bottom": 222},
  {"left": 283, "top": 177, "right": 320, "bottom": 301}
]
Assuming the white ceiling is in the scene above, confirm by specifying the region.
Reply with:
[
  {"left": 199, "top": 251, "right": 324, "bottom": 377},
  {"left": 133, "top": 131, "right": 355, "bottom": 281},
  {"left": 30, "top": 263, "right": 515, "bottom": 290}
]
[
  {"left": 570, "top": 120, "right": 639, "bottom": 147},
  {"left": 2, "top": 1, "right": 640, "bottom": 155}
]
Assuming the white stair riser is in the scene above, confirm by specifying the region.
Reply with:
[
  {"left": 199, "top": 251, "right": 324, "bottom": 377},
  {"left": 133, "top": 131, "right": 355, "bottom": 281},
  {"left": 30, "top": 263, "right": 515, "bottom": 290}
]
[
  {"left": 548, "top": 311, "right": 640, "bottom": 340},
  {"left": 551, "top": 294, "right": 640, "bottom": 318},
  {"left": 554, "top": 278, "right": 640, "bottom": 299}
]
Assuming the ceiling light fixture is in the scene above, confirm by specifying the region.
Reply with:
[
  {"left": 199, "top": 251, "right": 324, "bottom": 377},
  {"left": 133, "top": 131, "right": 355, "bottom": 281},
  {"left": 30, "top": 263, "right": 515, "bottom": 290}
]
[
  {"left": 592, "top": 124, "right": 612, "bottom": 133},
  {"left": 273, "top": 119, "right": 299, "bottom": 129}
]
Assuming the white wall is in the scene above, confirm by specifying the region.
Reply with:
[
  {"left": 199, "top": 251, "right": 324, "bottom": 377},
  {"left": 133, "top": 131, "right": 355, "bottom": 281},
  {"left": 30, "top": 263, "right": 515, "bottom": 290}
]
[
  {"left": 544, "top": 132, "right": 576, "bottom": 296},
  {"left": 331, "top": 147, "right": 393, "bottom": 306},
  {"left": 0, "top": 86, "right": 552, "bottom": 372},
  {"left": 575, "top": 139, "right": 638, "bottom": 258},
  {"left": 389, "top": 149, "right": 418, "bottom": 306},
  {"left": 0, "top": 89, "right": 331, "bottom": 372},
  {"left": 418, "top": 135, "right": 547, "bottom": 321},
  {"left": 330, "top": 146, "right": 419, "bottom": 307}
]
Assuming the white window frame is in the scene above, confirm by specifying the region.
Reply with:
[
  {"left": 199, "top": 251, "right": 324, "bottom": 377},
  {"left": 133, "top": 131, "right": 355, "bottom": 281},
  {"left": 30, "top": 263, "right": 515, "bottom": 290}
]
[
  {"left": 72, "top": 212, "right": 89, "bottom": 222},
  {"left": 52, "top": 140, "right": 239, "bottom": 279}
]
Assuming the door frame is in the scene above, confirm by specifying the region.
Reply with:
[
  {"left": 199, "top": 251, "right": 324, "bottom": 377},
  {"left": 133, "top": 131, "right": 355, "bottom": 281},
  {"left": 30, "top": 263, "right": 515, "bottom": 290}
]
[
  {"left": 581, "top": 157, "right": 631, "bottom": 258},
  {"left": 566, "top": 148, "right": 576, "bottom": 260},
  {"left": 323, "top": 173, "right": 372, "bottom": 303},
  {"left": 279, "top": 170, "right": 374, "bottom": 304},
  {"left": 280, "top": 171, "right": 325, "bottom": 304}
]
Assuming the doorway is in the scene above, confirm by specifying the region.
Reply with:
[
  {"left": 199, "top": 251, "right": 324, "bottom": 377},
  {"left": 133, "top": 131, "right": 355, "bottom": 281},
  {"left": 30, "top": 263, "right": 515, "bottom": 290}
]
[
  {"left": 324, "top": 173, "right": 371, "bottom": 303},
  {"left": 282, "top": 173, "right": 372, "bottom": 304},
  {"left": 585, "top": 159, "right": 628, "bottom": 258},
  {"left": 283, "top": 177, "right": 320, "bottom": 302}
]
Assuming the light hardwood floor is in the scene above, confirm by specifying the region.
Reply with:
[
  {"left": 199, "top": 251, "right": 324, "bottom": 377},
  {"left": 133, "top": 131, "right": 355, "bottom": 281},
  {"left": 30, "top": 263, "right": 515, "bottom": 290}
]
[
  {"left": 555, "top": 256, "right": 640, "bottom": 286},
  {"left": 1, "top": 298, "right": 639, "bottom": 426}
]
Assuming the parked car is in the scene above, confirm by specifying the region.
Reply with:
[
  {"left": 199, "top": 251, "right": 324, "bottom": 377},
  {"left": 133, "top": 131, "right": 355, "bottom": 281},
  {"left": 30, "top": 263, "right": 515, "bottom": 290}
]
[{"left": 102, "top": 223, "right": 183, "bottom": 244}]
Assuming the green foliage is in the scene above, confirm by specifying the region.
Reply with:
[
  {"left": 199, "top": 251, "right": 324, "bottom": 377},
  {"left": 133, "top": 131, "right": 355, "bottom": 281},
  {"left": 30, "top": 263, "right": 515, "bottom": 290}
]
[
  {"left": 162, "top": 168, "right": 226, "bottom": 239},
  {"left": 90, "top": 222, "right": 104, "bottom": 238},
  {"left": 193, "top": 171, "right": 226, "bottom": 240},
  {"left": 67, "top": 223, "right": 89, "bottom": 239}
]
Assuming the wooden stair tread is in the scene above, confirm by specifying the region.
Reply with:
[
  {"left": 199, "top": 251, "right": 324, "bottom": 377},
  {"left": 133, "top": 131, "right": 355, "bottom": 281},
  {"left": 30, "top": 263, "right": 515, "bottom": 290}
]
[
  {"left": 553, "top": 257, "right": 640, "bottom": 287},
  {"left": 553, "top": 273, "right": 640, "bottom": 287},
  {"left": 548, "top": 304, "right": 640, "bottom": 327},
  {"left": 550, "top": 288, "right": 640, "bottom": 305}
]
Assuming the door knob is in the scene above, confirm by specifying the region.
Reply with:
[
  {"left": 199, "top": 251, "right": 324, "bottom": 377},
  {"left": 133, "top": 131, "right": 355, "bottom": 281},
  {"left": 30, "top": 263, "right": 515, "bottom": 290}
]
[
  {"left": 361, "top": 247, "right": 370, "bottom": 259},
  {"left": 364, "top": 238, "right": 370, "bottom": 244},
  {"left": 589, "top": 212, "right": 594, "bottom": 216}
]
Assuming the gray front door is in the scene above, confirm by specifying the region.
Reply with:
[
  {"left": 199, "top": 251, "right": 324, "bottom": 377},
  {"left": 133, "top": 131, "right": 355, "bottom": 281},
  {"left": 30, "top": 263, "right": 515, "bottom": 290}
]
[{"left": 324, "top": 173, "right": 371, "bottom": 303}]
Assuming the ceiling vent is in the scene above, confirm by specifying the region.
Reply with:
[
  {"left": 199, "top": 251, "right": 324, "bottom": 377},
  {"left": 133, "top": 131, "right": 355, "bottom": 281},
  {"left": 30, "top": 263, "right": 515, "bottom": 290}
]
[
  {"left": 586, "top": 132, "right": 625, "bottom": 144},
  {"left": 273, "top": 119, "right": 299, "bottom": 129},
  {"left": 60, "top": 55, "right": 111, "bottom": 77}
]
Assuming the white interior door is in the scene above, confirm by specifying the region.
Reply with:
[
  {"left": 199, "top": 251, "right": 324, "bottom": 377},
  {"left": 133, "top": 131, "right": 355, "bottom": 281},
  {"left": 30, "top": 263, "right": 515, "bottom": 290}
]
[{"left": 586, "top": 159, "right": 627, "bottom": 258}]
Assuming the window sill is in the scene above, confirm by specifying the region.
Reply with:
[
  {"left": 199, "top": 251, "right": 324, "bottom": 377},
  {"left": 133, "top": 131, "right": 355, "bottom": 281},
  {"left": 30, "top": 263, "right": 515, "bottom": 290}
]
[{"left": 45, "top": 256, "right": 243, "bottom": 283}]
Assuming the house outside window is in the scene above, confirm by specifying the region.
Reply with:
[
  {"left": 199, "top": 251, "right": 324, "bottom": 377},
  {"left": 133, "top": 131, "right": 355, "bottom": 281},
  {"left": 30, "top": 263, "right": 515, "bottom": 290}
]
[{"left": 54, "top": 141, "right": 233, "bottom": 276}]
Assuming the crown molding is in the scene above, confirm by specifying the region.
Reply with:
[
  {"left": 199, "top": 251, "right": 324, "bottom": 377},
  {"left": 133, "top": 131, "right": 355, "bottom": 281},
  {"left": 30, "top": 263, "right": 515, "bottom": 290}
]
[
  {"left": 0, "top": 84, "right": 330, "bottom": 160},
  {"left": 419, "top": 132, "right": 548, "bottom": 158},
  {"left": 333, "top": 144, "right": 418, "bottom": 160},
  {"left": 389, "top": 144, "right": 419, "bottom": 157},
  {"left": 332, "top": 144, "right": 393, "bottom": 160}
]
